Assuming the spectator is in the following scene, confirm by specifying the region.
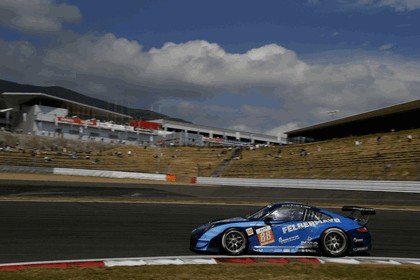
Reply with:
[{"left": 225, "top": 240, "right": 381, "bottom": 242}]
[
  {"left": 300, "top": 148, "right": 307, "bottom": 157},
  {"left": 407, "top": 135, "right": 412, "bottom": 143}
]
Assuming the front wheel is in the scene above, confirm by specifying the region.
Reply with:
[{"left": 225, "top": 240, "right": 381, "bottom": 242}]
[
  {"left": 221, "top": 229, "right": 247, "bottom": 255},
  {"left": 320, "top": 228, "right": 348, "bottom": 257}
]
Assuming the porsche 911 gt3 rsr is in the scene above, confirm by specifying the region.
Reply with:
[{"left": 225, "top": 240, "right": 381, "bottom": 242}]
[{"left": 190, "top": 202, "right": 375, "bottom": 257}]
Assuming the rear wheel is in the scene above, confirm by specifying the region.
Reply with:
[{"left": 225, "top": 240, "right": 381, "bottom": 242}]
[
  {"left": 320, "top": 228, "right": 348, "bottom": 257},
  {"left": 221, "top": 229, "right": 247, "bottom": 255}
]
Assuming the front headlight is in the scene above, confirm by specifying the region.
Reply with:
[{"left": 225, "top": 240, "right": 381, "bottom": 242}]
[{"left": 192, "top": 223, "right": 214, "bottom": 234}]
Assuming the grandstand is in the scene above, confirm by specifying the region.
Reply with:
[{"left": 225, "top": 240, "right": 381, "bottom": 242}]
[
  {"left": 287, "top": 99, "right": 420, "bottom": 143},
  {"left": 223, "top": 128, "right": 420, "bottom": 181},
  {"left": 0, "top": 131, "right": 234, "bottom": 181},
  {"left": 1, "top": 127, "right": 419, "bottom": 181}
]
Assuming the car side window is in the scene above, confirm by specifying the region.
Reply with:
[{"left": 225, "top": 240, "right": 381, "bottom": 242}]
[
  {"left": 305, "top": 209, "right": 332, "bottom": 221},
  {"left": 267, "top": 207, "right": 305, "bottom": 222}
]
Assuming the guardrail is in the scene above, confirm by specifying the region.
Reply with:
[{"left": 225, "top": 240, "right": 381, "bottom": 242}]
[
  {"left": 0, "top": 165, "right": 167, "bottom": 181},
  {"left": 53, "top": 168, "right": 166, "bottom": 181},
  {"left": 196, "top": 177, "right": 420, "bottom": 193}
]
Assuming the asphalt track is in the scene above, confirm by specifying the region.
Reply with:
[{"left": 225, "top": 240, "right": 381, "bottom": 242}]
[{"left": 0, "top": 180, "right": 419, "bottom": 263}]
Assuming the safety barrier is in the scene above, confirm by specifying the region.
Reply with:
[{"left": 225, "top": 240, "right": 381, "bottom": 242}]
[
  {"left": 0, "top": 165, "right": 167, "bottom": 181},
  {"left": 0, "top": 165, "right": 54, "bottom": 174},
  {"left": 165, "top": 173, "right": 177, "bottom": 181},
  {"left": 54, "top": 168, "right": 167, "bottom": 181},
  {"left": 195, "top": 177, "right": 420, "bottom": 193}
]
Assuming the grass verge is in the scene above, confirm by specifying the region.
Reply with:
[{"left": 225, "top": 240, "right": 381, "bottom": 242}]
[{"left": 0, "top": 263, "right": 419, "bottom": 280}]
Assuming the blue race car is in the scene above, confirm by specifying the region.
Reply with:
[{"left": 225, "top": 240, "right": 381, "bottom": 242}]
[{"left": 190, "top": 202, "right": 375, "bottom": 257}]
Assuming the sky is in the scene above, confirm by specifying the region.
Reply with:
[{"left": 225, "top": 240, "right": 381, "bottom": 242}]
[{"left": 1, "top": 0, "right": 420, "bottom": 137}]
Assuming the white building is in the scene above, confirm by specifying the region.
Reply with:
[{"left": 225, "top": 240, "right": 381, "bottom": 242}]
[{"left": 1, "top": 92, "right": 286, "bottom": 146}]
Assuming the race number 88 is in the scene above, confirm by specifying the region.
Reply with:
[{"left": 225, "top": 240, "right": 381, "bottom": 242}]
[{"left": 257, "top": 228, "right": 275, "bottom": 245}]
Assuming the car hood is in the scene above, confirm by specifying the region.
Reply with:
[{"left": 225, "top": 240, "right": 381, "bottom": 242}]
[
  {"left": 208, "top": 217, "right": 249, "bottom": 226},
  {"left": 193, "top": 217, "right": 250, "bottom": 235}
]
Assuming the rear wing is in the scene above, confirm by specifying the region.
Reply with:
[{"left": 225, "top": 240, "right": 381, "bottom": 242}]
[{"left": 342, "top": 206, "right": 376, "bottom": 226}]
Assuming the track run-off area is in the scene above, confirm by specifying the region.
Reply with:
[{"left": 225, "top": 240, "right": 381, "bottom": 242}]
[{"left": 0, "top": 177, "right": 419, "bottom": 264}]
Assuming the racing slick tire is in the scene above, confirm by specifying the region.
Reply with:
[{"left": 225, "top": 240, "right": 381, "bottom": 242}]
[
  {"left": 221, "top": 228, "right": 247, "bottom": 255},
  {"left": 320, "top": 228, "right": 349, "bottom": 257}
]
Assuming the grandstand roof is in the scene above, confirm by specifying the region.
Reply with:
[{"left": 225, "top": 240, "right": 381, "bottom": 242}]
[
  {"left": 154, "top": 119, "right": 285, "bottom": 144},
  {"left": 1, "top": 92, "right": 132, "bottom": 118},
  {"left": 286, "top": 99, "right": 420, "bottom": 142}
]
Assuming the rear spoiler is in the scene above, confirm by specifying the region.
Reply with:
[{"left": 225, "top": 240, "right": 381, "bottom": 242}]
[
  {"left": 342, "top": 206, "right": 376, "bottom": 215},
  {"left": 341, "top": 206, "right": 376, "bottom": 226}
]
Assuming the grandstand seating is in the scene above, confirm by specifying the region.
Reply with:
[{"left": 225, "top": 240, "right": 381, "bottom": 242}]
[
  {"left": 0, "top": 132, "right": 233, "bottom": 182},
  {"left": 223, "top": 128, "right": 420, "bottom": 181},
  {"left": 0, "top": 128, "right": 419, "bottom": 182}
]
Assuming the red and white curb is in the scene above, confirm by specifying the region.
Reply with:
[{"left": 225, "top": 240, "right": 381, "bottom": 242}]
[{"left": 0, "top": 256, "right": 419, "bottom": 270}]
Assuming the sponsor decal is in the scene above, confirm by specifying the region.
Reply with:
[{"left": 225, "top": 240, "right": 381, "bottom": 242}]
[
  {"left": 256, "top": 226, "right": 275, "bottom": 246},
  {"left": 279, "top": 235, "right": 300, "bottom": 244},
  {"left": 353, "top": 238, "right": 364, "bottom": 243},
  {"left": 57, "top": 116, "right": 97, "bottom": 126},
  {"left": 353, "top": 246, "right": 369, "bottom": 252},
  {"left": 246, "top": 228, "right": 254, "bottom": 236},
  {"left": 299, "top": 249, "right": 317, "bottom": 253},
  {"left": 282, "top": 203, "right": 310, "bottom": 209},
  {"left": 301, "top": 240, "right": 318, "bottom": 246},
  {"left": 300, "top": 236, "right": 318, "bottom": 247},
  {"left": 282, "top": 218, "right": 341, "bottom": 234},
  {"left": 253, "top": 246, "right": 295, "bottom": 253},
  {"left": 202, "top": 137, "right": 225, "bottom": 143}
]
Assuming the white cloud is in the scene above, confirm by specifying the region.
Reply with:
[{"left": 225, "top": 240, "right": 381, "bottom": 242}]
[
  {"left": 1, "top": 33, "right": 420, "bottom": 135},
  {"left": 347, "top": 0, "right": 420, "bottom": 12},
  {"left": 379, "top": 43, "right": 394, "bottom": 51},
  {"left": 0, "top": 0, "right": 81, "bottom": 33},
  {"left": 266, "top": 122, "right": 300, "bottom": 138}
]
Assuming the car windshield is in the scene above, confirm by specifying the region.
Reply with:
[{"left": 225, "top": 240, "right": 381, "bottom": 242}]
[{"left": 247, "top": 205, "right": 273, "bottom": 220}]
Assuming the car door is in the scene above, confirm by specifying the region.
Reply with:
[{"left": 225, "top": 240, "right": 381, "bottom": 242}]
[{"left": 253, "top": 205, "right": 307, "bottom": 253}]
